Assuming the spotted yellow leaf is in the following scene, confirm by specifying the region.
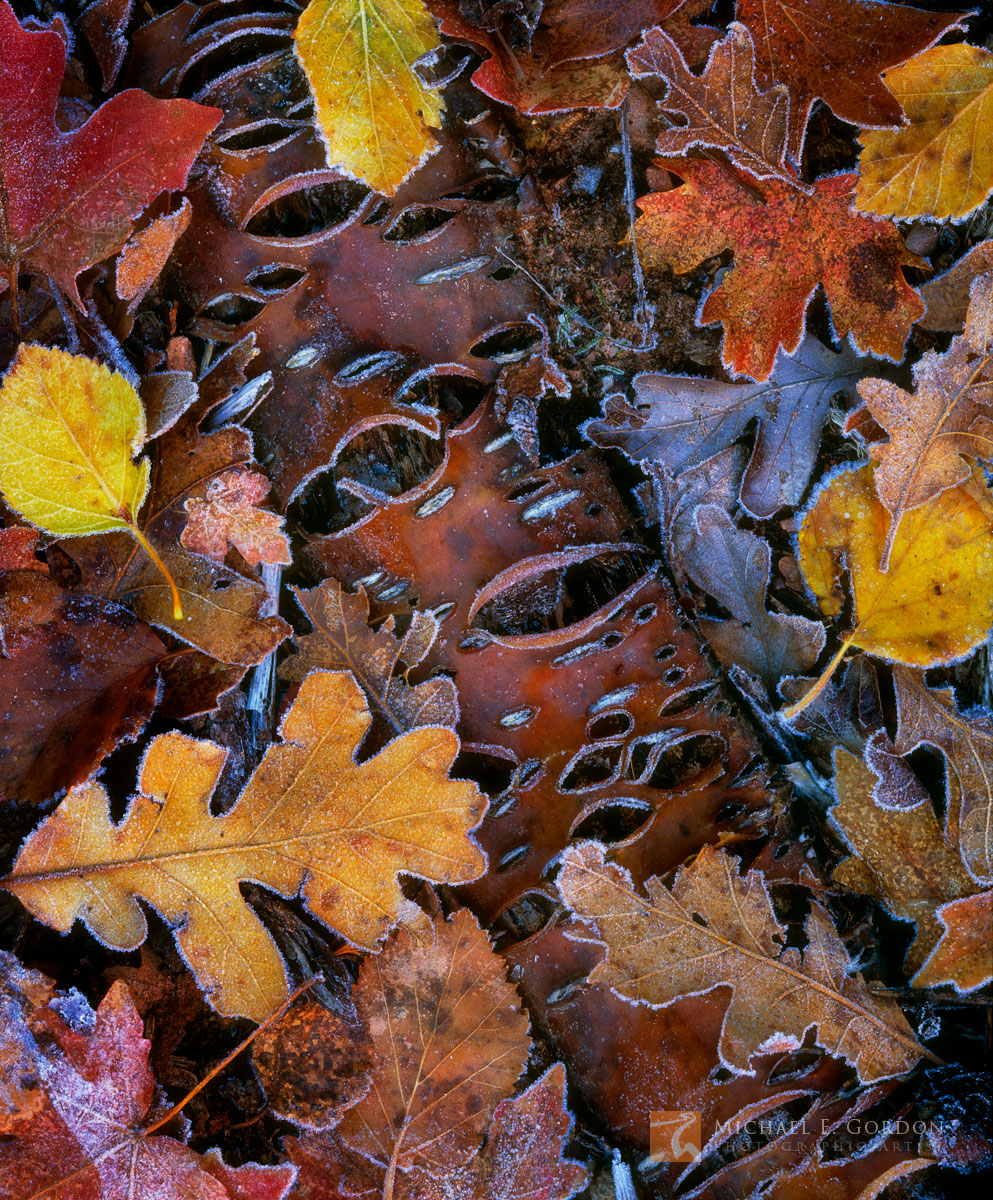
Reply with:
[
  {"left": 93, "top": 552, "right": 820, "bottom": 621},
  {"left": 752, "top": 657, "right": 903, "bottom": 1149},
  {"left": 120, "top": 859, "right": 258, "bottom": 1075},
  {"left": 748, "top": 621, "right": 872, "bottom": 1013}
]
[
  {"left": 856, "top": 44, "right": 993, "bottom": 221},
  {"left": 295, "top": 0, "right": 444, "bottom": 196},
  {"left": 783, "top": 463, "right": 993, "bottom": 718},
  {"left": 0, "top": 345, "right": 181, "bottom": 617}
]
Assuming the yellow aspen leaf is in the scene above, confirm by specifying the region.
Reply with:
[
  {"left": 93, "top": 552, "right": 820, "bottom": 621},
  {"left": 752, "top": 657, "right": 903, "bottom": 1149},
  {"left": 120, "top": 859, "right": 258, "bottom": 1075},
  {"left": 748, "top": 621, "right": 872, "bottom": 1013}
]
[
  {"left": 557, "top": 840, "right": 926, "bottom": 1082},
  {"left": 856, "top": 44, "right": 993, "bottom": 221},
  {"left": 1, "top": 670, "right": 487, "bottom": 1023},
  {"left": 294, "top": 0, "right": 444, "bottom": 196},
  {"left": 911, "top": 890, "right": 993, "bottom": 993},
  {"left": 0, "top": 344, "right": 182, "bottom": 619},
  {"left": 783, "top": 464, "right": 993, "bottom": 718}
]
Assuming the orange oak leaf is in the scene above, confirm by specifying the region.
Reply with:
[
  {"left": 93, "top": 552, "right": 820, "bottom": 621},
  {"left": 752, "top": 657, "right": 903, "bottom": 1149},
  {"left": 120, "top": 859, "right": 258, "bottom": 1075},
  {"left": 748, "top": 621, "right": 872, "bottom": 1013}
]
[
  {"left": 115, "top": 199, "right": 192, "bottom": 311},
  {"left": 635, "top": 157, "right": 924, "bottom": 380},
  {"left": 557, "top": 840, "right": 926, "bottom": 1081},
  {"left": 2, "top": 671, "right": 487, "bottom": 1022},
  {"left": 181, "top": 467, "right": 291, "bottom": 566},
  {"left": 735, "top": 0, "right": 964, "bottom": 158},
  {"left": 893, "top": 666, "right": 993, "bottom": 887},
  {"left": 287, "top": 909, "right": 535, "bottom": 1196},
  {"left": 627, "top": 23, "right": 794, "bottom": 184},
  {"left": 853, "top": 272, "right": 993, "bottom": 557},
  {"left": 785, "top": 463, "right": 993, "bottom": 717},
  {"left": 911, "top": 891, "right": 993, "bottom": 993},
  {"left": 0, "top": 978, "right": 295, "bottom": 1200},
  {"left": 831, "top": 743, "right": 975, "bottom": 972},
  {"left": 279, "top": 577, "right": 458, "bottom": 736},
  {"left": 0, "top": 571, "right": 165, "bottom": 805},
  {"left": 0, "top": 1, "right": 220, "bottom": 309}
]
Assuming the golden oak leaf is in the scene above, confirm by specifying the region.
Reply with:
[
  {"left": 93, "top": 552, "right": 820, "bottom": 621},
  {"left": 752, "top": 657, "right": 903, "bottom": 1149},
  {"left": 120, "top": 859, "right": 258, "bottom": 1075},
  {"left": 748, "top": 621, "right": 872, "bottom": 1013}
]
[
  {"left": 0, "top": 345, "right": 183, "bottom": 618},
  {"left": 854, "top": 273, "right": 993, "bottom": 553},
  {"left": 893, "top": 666, "right": 993, "bottom": 887},
  {"left": 294, "top": 0, "right": 443, "bottom": 195},
  {"left": 856, "top": 44, "right": 993, "bottom": 222},
  {"left": 181, "top": 467, "right": 291, "bottom": 566},
  {"left": 557, "top": 841, "right": 925, "bottom": 1082},
  {"left": 288, "top": 909, "right": 533, "bottom": 1194},
  {"left": 831, "top": 745, "right": 975, "bottom": 971},
  {"left": 635, "top": 158, "right": 923, "bottom": 381},
  {"left": 911, "top": 891, "right": 993, "bottom": 993},
  {"left": 784, "top": 464, "right": 993, "bottom": 718},
  {"left": 2, "top": 670, "right": 487, "bottom": 1022},
  {"left": 280, "top": 577, "right": 457, "bottom": 735}
]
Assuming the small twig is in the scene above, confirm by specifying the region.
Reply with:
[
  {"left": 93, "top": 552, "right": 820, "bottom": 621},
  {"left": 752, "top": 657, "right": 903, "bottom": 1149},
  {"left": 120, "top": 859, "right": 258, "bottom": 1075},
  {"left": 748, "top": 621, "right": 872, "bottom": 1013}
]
[
  {"left": 7, "top": 260, "right": 19, "bottom": 339},
  {"left": 620, "top": 99, "right": 656, "bottom": 349}
]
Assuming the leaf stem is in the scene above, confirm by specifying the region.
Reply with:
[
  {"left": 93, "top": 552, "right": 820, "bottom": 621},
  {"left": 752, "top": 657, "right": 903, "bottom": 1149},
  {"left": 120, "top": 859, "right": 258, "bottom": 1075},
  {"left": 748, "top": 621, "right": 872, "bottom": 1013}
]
[
  {"left": 780, "top": 634, "right": 857, "bottom": 721},
  {"left": 128, "top": 522, "right": 183, "bottom": 620},
  {"left": 142, "top": 975, "right": 321, "bottom": 1137}
]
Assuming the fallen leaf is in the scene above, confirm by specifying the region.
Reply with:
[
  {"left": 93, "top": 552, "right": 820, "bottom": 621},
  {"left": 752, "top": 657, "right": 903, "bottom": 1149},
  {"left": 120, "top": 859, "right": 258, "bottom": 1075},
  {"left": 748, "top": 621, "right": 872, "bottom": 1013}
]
[
  {"left": 288, "top": 909, "right": 532, "bottom": 1191},
  {"left": 429, "top": 0, "right": 629, "bottom": 113},
  {"left": 279, "top": 577, "right": 458, "bottom": 734},
  {"left": 0, "top": 951, "right": 53, "bottom": 1132},
  {"left": 586, "top": 336, "right": 867, "bottom": 516},
  {"left": 911, "top": 891, "right": 993, "bottom": 993},
  {"left": 251, "top": 999, "right": 372, "bottom": 1129},
  {"left": 0, "top": 525, "right": 46, "bottom": 572},
  {"left": 635, "top": 158, "right": 923, "bottom": 381},
  {"left": 59, "top": 351, "right": 290, "bottom": 664},
  {"left": 404, "top": 1064, "right": 589, "bottom": 1200},
  {"left": 2, "top": 670, "right": 486, "bottom": 1021},
  {"left": 557, "top": 840, "right": 926, "bottom": 1081},
  {"left": 116, "top": 199, "right": 192, "bottom": 310},
  {"left": 892, "top": 665, "right": 993, "bottom": 887},
  {"left": 294, "top": 0, "right": 444, "bottom": 194},
  {"left": 787, "top": 463, "right": 993, "bottom": 716},
  {"left": 856, "top": 43, "right": 993, "bottom": 221},
  {"left": 735, "top": 0, "right": 963, "bottom": 158},
  {"left": 181, "top": 467, "right": 291, "bottom": 566},
  {"left": 0, "top": 978, "right": 295, "bottom": 1200},
  {"left": 920, "top": 240, "right": 993, "bottom": 331},
  {"left": 627, "top": 23, "right": 793, "bottom": 184},
  {"left": 0, "top": 344, "right": 184, "bottom": 619},
  {"left": 855, "top": 272, "right": 993, "bottom": 554},
  {"left": 79, "top": 0, "right": 134, "bottom": 89},
  {"left": 0, "top": 570, "right": 165, "bottom": 805},
  {"left": 541, "top": 0, "right": 686, "bottom": 65},
  {"left": 0, "top": 0, "right": 219, "bottom": 306},
  {"left": 831, "top": 743, "right": 975, "bottom": 971},
  {"left": 683, "top": 505, "right": 826, "bottom": 685}
]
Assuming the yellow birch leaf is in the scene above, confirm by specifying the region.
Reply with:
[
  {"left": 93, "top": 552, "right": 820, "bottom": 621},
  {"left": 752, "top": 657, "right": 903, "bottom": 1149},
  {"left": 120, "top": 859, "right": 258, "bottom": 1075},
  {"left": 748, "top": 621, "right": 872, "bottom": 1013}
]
[
  {"left": 0, "top": 344, "right": 182, "bottom": 618},
  {"left": 783, "top": 464, "right": 993, "bottom": 719},
  {"left": 1, "top": 670, "right": 487, "bottom": 1022},
  {"left": 294, "top": 0, "right": 444, "bottom": 196},
  {"left": 856, "top": 44, "right": 993, "bottom": 221}
]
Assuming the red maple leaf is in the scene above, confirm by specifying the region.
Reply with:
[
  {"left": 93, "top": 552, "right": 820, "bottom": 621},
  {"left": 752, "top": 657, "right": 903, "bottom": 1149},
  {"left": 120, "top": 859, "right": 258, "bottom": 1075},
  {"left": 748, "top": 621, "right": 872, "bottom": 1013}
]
[
  {"left": 636, "top": 158, "right": 924, "bottom": 380},
  {"left": 0, "top": 1, "right": 219, "bottom": 309}
]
